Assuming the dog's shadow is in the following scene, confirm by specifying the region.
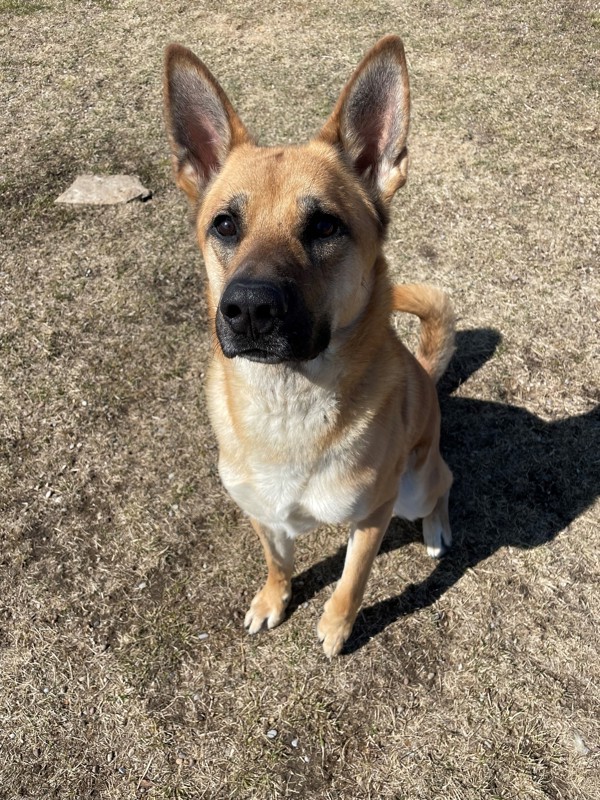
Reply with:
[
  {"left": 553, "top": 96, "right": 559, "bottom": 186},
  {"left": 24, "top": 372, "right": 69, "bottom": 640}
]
[{"left": 288, "top": 328, "right": 600, "bottom": 653}]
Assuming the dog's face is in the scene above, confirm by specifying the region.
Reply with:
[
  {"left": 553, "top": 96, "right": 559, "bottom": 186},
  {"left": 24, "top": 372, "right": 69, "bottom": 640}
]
[
  {"left": 197, "top": 141, "right": 383, "bottom": 362},
  {"left": 164, "top": 37, "right": 410, "bottom": 363}
]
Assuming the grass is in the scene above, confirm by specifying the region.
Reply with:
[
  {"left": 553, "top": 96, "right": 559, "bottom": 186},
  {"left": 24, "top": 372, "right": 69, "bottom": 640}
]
[{"left": 1, "top": 0, "right": 599, "bottom": 797}]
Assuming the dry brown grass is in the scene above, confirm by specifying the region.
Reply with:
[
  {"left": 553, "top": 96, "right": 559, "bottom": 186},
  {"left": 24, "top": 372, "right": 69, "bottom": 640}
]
[{"left": 1, "top": 1, "right": 599, "bottom": 797}]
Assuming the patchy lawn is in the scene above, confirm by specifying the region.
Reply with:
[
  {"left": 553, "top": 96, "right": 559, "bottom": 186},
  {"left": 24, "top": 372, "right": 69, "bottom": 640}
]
[{"left": 1, "top": 1, "right": 598, "bottom": 797}]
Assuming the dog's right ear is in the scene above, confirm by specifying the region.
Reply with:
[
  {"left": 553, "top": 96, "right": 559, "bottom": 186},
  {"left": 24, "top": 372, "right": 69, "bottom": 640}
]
[{"left": 164, "top": 44, "right": 250, "bottom": 203}]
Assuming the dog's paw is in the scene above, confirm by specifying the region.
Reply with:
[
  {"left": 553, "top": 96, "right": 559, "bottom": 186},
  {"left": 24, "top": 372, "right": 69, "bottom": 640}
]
[
  {"left": 317, "top": 602, "right": 355, "bottom": 659},
  {"left": 244, "top": 583, "right": 290, "bottom": 635},
  {"left": 427, "top": 542, "right": 448, "bottom": 558},
  {"left": 424, "top": 529, "right": 451, "bottom": 559}
]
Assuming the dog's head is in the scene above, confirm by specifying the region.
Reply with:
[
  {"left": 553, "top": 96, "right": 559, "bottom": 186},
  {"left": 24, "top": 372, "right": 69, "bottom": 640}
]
[{"left": 164, "top": 36, "right": 410, "bottom": 364}]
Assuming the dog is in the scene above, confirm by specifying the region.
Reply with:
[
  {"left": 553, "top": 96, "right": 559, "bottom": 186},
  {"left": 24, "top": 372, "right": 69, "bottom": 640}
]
[{"left": 164, "top": 35, "right": 455, "bottom": 657}]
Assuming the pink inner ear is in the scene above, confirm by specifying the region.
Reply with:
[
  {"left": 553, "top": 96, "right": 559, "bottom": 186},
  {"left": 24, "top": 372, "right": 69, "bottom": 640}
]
[
  {"left": 343, "top": 60, "right": 404, "bottom": 180},
  {"left": 185, "top": 110, "right": 222, "bottom": 181},
  {"left": 169, "top": 64, "right": 232, "bottom": 182},
  {"left": 379, "top": 104, "right": 396, "bottom": 155},
  {"left": 353, "top": 93, "right": 396, "bottom": 177}
]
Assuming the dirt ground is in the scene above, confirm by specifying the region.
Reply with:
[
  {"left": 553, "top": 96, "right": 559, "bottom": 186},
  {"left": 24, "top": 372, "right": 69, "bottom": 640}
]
[{"left": 1, "top": 1, "right": 599, "bottom": 798}]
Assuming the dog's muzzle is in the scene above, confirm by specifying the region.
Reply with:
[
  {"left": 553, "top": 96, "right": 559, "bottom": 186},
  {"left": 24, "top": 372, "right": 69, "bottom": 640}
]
[{"left": 216, "top": 278, "right": 330, "bottom": 363}]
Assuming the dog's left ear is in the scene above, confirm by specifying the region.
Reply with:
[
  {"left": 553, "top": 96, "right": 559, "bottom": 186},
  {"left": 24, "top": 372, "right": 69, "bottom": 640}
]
[{"left": 319, "top": 35, "right": 410, "bottom": 205}]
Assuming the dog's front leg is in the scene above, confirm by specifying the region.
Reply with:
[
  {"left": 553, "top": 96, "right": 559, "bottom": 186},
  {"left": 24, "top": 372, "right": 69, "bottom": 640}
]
[
  {"left": 244, "top": 519, "right": 294, "bottom": 634},
  {"left": 317, "top": 498, "right": 396, "bottom": 658}
]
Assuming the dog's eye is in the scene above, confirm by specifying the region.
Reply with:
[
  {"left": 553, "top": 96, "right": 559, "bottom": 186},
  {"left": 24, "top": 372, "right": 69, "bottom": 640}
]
[
  {"left": 213, "top": 214, "right": 237, "bottom": 239},
  {"left": 307, "top": 213, "right": 341, "bottom": 240}
]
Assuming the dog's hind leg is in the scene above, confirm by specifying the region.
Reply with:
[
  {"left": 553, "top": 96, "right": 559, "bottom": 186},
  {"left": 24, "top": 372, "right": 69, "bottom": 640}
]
[
  {"left": 244, "top": 519, "right": 294, "bottom": 634},
  {"left": 422, "top": 486, "right": 452, "bottom": 558},
  {"left": 317, "top": 497, "right": 396, "bottom": 658},
  {"left": 394, "top": 447, "right": 453, "bottom": 558},
  {"left": 420, "top": 449, "right": 453, "bottom": 557}
]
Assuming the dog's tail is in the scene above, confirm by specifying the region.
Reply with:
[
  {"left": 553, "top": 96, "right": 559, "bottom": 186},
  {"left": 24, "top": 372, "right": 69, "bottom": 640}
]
[{"left": 392, "top": 284, "right": 455, "bottom": 383}]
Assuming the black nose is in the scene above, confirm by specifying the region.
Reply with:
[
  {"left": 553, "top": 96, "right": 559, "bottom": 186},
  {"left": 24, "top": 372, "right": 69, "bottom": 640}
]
[{"left": 219, "top": 279, "right": 287, "bottom": 338}]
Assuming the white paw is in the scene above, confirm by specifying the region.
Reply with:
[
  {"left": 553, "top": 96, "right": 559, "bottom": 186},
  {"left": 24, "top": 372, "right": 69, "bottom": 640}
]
[
  {"left": 423, "top": 521, "right": 451, "bottom": 559},
  {"left": 426, "top": 542, "right": 446, "bottom": 558}
]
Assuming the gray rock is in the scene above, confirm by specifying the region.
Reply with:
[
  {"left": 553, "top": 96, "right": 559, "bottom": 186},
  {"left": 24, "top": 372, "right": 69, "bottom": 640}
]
[{"left": 55, "top": 174, "right": 151, "bottom": 205}]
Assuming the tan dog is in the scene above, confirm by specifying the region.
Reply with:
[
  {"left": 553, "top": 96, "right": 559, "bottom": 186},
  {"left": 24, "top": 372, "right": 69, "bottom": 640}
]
[{"left": 164, "top": 36, "right": 455, "bottom": 657}]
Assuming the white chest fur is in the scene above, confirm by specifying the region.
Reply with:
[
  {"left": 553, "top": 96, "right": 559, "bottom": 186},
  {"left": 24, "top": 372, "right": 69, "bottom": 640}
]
[{"left": 208, "top": 358, "right": 375, "bottom": 537}]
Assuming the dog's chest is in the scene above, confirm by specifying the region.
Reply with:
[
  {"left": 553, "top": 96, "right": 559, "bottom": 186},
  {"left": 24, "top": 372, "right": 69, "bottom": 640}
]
[{"left": 209, "top": 365, "right": 372, "bottom": 536}]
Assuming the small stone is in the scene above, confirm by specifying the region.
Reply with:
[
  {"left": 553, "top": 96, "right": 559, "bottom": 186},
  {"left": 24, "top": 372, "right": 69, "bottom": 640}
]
[
  {"left": 291, "top": 738, "right": 299, "bottom": 748},
  {"left": 107, "top": 751, "right": 116, "bottom": 763},
  {"left": 198, "top": 632, "right": 209, "bottom": 640},
  {"left": 55, "top": 174, "right": 151, "bottom": 205},
  {"left": 266, "top": 729, "right": 277, "bottom": 739},
  {"left": 573, "top": 732, "right": 590, "bottom": 756}
]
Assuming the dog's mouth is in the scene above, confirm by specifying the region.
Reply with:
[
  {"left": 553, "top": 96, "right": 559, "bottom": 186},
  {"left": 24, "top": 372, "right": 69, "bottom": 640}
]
[
  {"left": 217, "top": 329, "right": 330, "bottom": 364},
  {"left": 232, "top": 347, "right": 292, "bottom": 364}
]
